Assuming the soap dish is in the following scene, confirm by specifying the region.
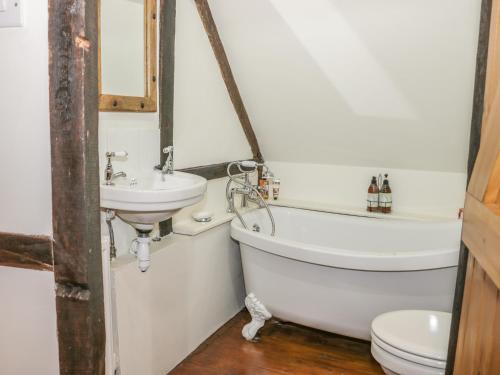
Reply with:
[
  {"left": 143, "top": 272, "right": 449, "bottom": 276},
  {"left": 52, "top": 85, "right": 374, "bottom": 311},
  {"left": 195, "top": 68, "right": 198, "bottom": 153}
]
[{"left": 192, "top": 211, "right": 213, "bottom": 223}]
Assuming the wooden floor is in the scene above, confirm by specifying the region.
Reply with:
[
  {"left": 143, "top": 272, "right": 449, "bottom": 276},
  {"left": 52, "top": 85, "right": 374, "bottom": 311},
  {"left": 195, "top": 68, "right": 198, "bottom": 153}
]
[{"left": 169, "top": 310, "right": 384, "bottom": 375}]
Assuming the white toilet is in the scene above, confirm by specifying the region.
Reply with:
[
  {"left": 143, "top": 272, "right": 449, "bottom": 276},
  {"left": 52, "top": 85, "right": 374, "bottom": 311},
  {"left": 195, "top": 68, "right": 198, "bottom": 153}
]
[{"left": 371, "top": 310, "right": 451, "bottom": 375}]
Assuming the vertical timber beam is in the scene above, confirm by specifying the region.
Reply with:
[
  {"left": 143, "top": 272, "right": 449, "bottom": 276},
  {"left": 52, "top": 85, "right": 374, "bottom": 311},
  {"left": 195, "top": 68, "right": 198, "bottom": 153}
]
[
  {"left": 467, "top": 0, "right": 494, "bottom": 184},
  {"left": 159, "top": 0, "right": 176, "bottom": 236},
  {"left": 194, "top": 0, "right": 264, "bottom": 163},
  {"left": 445, "top": 0, "right": 493, "bottom": 373},
  {"left": 48, "top": 0, "right": 106, "bottom": 374}
]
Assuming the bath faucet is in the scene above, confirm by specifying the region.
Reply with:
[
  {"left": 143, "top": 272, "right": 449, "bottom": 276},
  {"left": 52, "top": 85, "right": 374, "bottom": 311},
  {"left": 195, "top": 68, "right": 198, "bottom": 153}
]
[
  {"left": 161, "top": 146, "right": 174, "bottom": 175},
  {"left": 226, "top": 174, "right": 263, "bottom": 212},
  {"left": 104, "top": 151, "right": 128, "bottom": 185},
  {"left": 225, "top": 160, "right": 276, "bottom": 236},
  {"left": 241, "top": 172, "right": 251, "bottom": 208}
]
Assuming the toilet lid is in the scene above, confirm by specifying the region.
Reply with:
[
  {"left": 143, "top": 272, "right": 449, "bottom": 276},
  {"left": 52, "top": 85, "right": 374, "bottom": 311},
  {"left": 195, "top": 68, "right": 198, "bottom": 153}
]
[{"left": 371, "top": 310, "right": 451, "bottom": 362}]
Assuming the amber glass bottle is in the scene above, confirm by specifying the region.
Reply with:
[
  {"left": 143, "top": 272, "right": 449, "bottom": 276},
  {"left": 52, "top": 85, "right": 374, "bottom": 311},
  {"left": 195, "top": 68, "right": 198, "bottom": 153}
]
[
  {"left": 379, "top": 174, "right": 392, "bottom": 214},
  {"left": 367, "top": 176, "right": 379, "bottom": 212}
]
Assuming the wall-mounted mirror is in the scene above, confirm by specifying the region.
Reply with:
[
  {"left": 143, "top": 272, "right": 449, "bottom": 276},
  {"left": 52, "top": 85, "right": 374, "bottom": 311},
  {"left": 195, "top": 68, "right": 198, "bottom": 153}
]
[{"left": 99, "top": 0, "right": 157, "bottom": 112}]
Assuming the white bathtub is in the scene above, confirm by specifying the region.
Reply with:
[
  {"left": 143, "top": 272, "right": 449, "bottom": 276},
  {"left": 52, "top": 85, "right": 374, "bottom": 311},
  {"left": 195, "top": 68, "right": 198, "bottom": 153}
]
[{"left": 231, "top": 206, "right": 461, "bottom": 340}]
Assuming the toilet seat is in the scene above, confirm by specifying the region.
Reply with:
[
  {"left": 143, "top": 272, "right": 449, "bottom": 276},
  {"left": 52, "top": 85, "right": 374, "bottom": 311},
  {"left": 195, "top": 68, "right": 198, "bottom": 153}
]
[
  {"left": 371, "top": 332, "right": 446, "bottom": 369},
  {"left": 371, "top": 339, "right": 445, "bottom": 375},
  {"left": 370, "top": 310, "right": 451, "bottom": 375}
]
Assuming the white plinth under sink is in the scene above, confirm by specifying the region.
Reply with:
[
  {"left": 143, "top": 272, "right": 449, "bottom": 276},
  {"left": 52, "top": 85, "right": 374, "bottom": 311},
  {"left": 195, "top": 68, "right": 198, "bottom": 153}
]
[{"left": 101, "top": 170, "right": 207, "bottom": 271}]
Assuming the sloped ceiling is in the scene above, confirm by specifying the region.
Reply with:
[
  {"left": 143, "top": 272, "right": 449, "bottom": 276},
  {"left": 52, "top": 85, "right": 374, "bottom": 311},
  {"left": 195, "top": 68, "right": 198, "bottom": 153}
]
[{"left": 209, "top": 0, "right": 481, "bottom": 173}]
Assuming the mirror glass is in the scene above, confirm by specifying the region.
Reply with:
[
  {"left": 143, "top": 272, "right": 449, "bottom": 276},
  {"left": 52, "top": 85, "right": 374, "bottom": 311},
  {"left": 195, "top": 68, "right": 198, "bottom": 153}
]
[{"left": 100, "top": 0, "right": 145, "bottom": 97}]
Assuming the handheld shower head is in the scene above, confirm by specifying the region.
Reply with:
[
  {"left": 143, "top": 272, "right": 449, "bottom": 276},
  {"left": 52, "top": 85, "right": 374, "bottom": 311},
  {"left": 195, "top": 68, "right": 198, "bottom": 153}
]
[{"left": 240, "top": 160, "right": 258, "bottom": 168}]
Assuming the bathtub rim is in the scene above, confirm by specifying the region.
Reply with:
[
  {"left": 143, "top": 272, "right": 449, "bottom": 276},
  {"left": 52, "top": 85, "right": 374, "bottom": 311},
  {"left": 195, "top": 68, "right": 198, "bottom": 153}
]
[{"left": 231, "top": 207, "right": 461, "bottom": 272}]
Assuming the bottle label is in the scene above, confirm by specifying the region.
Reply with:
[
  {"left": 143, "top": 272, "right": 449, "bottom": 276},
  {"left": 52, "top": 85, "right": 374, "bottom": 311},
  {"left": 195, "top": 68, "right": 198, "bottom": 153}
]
[
  {"left": 379, "top": 193, "right": 392, "bottom": 208},
  {"left": 259, "top": 179, "right": 268, "bottom": 199},
  {"left": 367, "top": 193, "right": 378, "bottom": 208},
  {"left": 273, "top": 186, "right": 280, "bottom": 200}
]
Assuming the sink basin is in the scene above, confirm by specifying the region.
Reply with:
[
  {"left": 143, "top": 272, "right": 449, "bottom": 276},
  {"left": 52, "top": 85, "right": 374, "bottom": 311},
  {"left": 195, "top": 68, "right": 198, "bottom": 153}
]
[{"left": 101, "top": 170, "right": 207, "bottom": 230}]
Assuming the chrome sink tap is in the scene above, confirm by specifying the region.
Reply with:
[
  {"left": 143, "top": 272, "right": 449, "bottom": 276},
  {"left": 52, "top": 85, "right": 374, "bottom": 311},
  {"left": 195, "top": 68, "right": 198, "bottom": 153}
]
[
  {"left": 161, "top": 146, "right": 174, "bottom": 175},
  {"left": 104, "top": 151, "right": 128, "bottom": 185}
]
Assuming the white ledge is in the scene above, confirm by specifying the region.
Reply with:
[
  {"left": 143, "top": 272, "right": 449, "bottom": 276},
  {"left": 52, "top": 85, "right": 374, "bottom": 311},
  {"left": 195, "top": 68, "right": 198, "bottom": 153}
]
[
  {"left": 173, "top": 198, "right": 459, "bottom": 237},
  {"left": 268, "top": 198, "right": 459, "bottom": 222},
  {"left": 173, "top": 207, "right": 255, "bottom": 236}
]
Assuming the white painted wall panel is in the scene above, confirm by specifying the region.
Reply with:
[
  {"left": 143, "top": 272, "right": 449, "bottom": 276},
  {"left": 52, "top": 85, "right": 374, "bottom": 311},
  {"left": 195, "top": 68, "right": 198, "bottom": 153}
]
[
  {"left": 113, "top": 226, "right": 245, "bottom": 375},
  {"left": 173, "top": 0, "right": 252, "bottom": 168},
  {"left": 0, "top": 3, "right": 60, "bottom": 374},
  {"left": 267, "top": 161, "right": 467, "bottom": 218},
  {"left": 0, "top": 0, "right": 52, "bottom": 234},
  {"left": 0, "top": 267, "right": 59, "bottom": 375}
]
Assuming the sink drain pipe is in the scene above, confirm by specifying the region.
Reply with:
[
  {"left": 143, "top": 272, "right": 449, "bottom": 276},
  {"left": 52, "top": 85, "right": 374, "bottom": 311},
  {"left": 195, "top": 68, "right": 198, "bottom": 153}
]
[{"left": 135, "top": 230, "right": 152, "bottom": 272}]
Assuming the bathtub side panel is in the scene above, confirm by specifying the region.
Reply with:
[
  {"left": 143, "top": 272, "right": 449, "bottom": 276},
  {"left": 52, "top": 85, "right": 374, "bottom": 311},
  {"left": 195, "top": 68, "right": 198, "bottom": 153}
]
[{"left": 241, "top": 245, "right": 457, "bottom": 340}]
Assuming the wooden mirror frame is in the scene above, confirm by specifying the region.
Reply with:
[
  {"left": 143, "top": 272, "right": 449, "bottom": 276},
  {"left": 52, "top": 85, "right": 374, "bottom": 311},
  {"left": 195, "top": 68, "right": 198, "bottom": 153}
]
[{"left": 98, "top": 0, "right": 157, "bottom": 112}]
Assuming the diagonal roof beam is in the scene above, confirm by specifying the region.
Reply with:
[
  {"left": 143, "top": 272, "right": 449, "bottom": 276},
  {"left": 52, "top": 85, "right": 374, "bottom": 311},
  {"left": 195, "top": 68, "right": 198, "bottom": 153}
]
[{"left": 194, "top": 0, "right": 264, "bottom": 162}]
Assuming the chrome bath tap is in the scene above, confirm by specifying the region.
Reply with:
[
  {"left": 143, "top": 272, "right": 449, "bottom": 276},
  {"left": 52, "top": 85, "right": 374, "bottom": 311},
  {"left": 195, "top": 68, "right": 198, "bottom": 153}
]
[{"left": 225, "top": 160, "right": 276, "bottom": 236}]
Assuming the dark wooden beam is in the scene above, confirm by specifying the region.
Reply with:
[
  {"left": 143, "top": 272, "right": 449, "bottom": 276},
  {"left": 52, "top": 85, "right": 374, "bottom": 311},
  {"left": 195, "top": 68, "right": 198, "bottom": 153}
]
[
  {"left": 158, "top": 0, "right": 176, "bottom": 237},
  {"left": 159, "top": 0, "right": 176, "bottom": 164},
  {"left": 466, "top": 0, "right": 493, "bottom": 185},
  {"left": 179, "top": 162, "right": 234, "bottom": 180},
  {"left": 178, "top": 159, "right": 258, "bottom": 180},
  {"left": 0, "top": 232, "right": 53, "bottom": 271},
  {"left": 445, "top": 0, "right": 492, "bottom": 373},
  {"left": 194, "top": 0, "right": 264, "bottom": 163},
  {"left": 48, "top": 0, "right": 105, "bottom": 374}
]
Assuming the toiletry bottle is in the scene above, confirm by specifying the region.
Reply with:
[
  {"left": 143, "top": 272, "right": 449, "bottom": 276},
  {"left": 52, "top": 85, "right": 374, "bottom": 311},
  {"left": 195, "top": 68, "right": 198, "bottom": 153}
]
[
  {"left": 367, "top": 176, "right": 379, "bottom": 212},
  {"left": 259, "top": 170, "right": 274, "bottom": 200},
  {"left": 260, "top": 173, "right": 271, "bottom": 200},
  {"left": 379, "top": 174, "right": 392, "bottom": 214},
  {"left": 272, "top": 178, "right": 280, "bottom": 200},
  {"left": 258, "top": 177, "right": 268, "bottom": 199}
]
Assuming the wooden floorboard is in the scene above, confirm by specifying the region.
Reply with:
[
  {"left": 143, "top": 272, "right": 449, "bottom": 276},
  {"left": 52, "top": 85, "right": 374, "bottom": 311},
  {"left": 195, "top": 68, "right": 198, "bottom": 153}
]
[{"left": 169, "top": 310, "right": 383, "bottom": 375}]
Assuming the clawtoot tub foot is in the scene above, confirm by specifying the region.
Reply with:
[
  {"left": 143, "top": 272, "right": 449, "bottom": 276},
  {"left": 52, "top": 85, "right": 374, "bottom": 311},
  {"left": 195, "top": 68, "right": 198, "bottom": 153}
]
[{"left": 242, "top": 293, "right": 272, "bottom": 341}]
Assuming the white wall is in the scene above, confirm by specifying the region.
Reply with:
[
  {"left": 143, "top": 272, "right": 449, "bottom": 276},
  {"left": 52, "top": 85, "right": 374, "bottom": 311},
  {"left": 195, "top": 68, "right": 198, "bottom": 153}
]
[
  {"left": 0, "top": 0, "right": 53, "bottom": 235},
  {"left": 0, "top": 2, "right": 60, "bottom": 375},
  {"left": 0, "top": 267, "right": 60, "bottom": 375},
  {"left": 209, "top": 0, "right": 481, "bottom": 174},
  {"left": 268, "top": 161, "right": 467, "bottom": 218},
  {"left": 174, "top": 0, "right": 251, "bottom": 168}
]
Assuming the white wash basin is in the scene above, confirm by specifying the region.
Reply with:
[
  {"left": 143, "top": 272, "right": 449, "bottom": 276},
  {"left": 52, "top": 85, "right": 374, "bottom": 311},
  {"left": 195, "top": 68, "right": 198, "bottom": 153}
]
[{"left": 100, "top": 170, "right": 207, "bottom": 230}]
